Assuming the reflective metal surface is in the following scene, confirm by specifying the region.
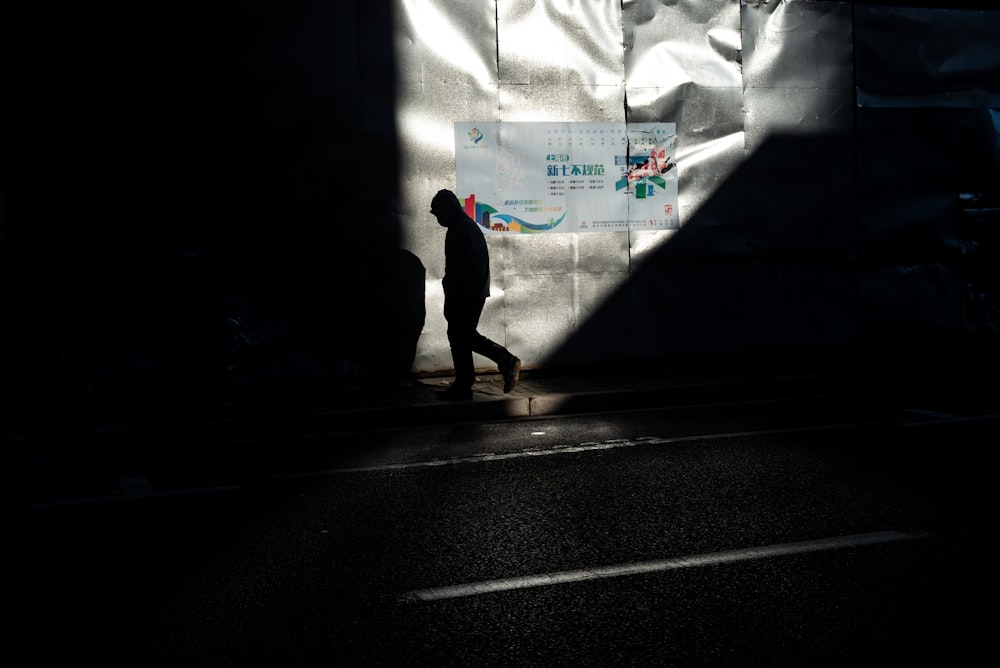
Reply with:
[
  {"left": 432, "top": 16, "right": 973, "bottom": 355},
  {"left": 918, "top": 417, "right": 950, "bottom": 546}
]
[{"left": 397, "top": 0, "right": 999, "bottom": 375}]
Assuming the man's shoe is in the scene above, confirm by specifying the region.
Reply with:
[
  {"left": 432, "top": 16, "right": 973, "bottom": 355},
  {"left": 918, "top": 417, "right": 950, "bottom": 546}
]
[
  {"left": 437, "top": 387, "right": 473, "bottom": 401},
  {"left": 502, "top": 357, "right": 521, "bottom": 393}
]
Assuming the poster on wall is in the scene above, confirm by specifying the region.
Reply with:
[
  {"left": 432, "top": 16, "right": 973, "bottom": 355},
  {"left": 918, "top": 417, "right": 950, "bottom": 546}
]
[{"left": 454, "top": 122, "right": 678, "bottom": 234}]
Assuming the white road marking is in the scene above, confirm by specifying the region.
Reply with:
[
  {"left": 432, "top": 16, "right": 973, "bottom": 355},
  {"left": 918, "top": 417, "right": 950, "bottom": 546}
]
[
  {"left": 902, "top": 408, "right": 958, "bottom": 419},
  {"left": 899, "top": 408, "right": 1000, "bottom": 426},
  {"left": 400, "top": 530, "right": 929, "bottom": 603}
]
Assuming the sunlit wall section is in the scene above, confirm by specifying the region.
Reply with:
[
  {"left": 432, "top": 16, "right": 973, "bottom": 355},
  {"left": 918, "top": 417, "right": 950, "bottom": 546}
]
[
  {"left": 395, "top": 0, "right": 500, "bottom": 373},
  {"left": 625, "top": 0, "right": 743, "bottom": 230},
  {"left": 495, "top": 0, "right": 629, "bottom": 366},
  {"left": 396, "top": 1, "right": 753, "bottom": 371},
  {"left": 398, "top": 0, "right": 637, "bottom": 371}
]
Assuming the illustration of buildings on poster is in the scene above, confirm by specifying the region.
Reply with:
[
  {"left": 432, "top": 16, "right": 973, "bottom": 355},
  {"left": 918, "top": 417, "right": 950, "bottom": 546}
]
[{"left": 454, "top": 122, "right": 678, "bottom": 234}]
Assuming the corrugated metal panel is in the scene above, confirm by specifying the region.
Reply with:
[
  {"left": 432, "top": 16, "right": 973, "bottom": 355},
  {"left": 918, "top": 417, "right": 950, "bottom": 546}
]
[
  {"left": 402, "top": 0, "right": 753, "bottom": 372},
  {"left": 398, "top": 0, "right": 999, "bottom": 377}
]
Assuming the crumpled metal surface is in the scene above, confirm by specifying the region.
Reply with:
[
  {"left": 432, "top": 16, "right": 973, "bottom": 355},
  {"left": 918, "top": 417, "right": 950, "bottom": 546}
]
[
  {"left": 499, "top": 0, "right": 625, "bottom": 86},
  {"left": 400, "top": 0, "right": 750, "bottom": 373},
  {"left": 396, "top": 0, "right": 1000, "bottom": 375},
  {"left": 625, "top": 0, "right": 744, "bottom": 223}
]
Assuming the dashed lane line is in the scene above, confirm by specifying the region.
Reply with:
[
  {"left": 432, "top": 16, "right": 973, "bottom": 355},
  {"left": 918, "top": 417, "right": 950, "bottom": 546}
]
[{"left": 324, "top": 420, "right": 894, "bottom": 475}]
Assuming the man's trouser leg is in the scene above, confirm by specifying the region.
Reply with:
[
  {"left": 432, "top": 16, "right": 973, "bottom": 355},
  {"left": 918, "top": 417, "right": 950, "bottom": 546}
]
[
  {"left": 472, "top": 330, "right": 520, "bottom": 392},
  {"left": 445, "top": 298, "right": 484, "bottom": 391},
  {"left": 471, "top": 334, "right": 516, "bottom": 369}
]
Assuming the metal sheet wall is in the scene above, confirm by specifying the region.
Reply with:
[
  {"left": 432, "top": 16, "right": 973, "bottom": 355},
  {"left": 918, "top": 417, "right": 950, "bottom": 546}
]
[
  {"left": 399, "top": 0, "right": 999, "bottom": 376},
  {"left": 401, "top": 0, "right": 748, "bottom": 373}
]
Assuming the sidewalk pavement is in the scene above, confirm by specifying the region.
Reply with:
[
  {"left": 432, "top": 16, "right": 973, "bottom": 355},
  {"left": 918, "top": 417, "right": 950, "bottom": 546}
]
[
  {"left": 206, "top": 341, "right": 996, "bottom": 432},
  {"left": 3, "top": 345, "right": 995, "bottom": 455},
  {"left": 214, "top": 361, "right": 843, "bottom": 432}
]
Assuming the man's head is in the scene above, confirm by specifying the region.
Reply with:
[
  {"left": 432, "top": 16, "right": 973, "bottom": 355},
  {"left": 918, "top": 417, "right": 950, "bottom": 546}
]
[{"left": 430, "top": 189, "right": 462, "bottom": 227}]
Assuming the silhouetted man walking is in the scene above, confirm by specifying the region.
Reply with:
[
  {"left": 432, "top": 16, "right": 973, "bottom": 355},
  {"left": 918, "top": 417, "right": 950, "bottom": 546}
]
[{"left": 430, "top": 188, "right": 520, "bottom": 400}]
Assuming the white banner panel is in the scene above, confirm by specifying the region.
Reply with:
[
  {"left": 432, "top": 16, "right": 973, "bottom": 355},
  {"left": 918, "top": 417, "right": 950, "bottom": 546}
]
[{"left": 455, "top": 122, "right": 678, "bottom": 234}]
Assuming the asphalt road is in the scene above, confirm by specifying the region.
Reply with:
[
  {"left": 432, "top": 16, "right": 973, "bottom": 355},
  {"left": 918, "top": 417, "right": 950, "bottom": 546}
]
[{"left": 6, "top": 381, "right": 994, "bottom": 666}]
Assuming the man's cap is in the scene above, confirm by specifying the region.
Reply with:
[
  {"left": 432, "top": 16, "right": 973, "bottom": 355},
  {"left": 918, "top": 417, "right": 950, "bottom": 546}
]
[{"left": 431, "top": 189, "right": 460, "bottom": 216}]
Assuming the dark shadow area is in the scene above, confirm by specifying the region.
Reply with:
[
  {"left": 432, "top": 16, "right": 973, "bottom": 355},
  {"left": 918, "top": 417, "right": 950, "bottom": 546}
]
[
  {"left": 224, "top": 246, "right": 426, "bottom": 400},
  {"left": 1, "top": 2, "right": 220, "bottom": 429},
  {"left": 212, "top": 1, "right": 411, "bottom": 398},
  {"left": 850, "top": 0, "right": 1000, "bottom": 9},
  {"left": 1, "top": 0, "right": 413, "bottom": 431},
  {"left": 544, "top": 118, "right": 999, "bottom": 377}
]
